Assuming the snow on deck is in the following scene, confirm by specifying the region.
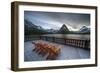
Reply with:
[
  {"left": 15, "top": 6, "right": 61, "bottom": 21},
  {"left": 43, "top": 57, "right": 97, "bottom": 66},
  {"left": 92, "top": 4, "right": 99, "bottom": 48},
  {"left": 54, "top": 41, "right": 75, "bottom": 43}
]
[{"left": 24, "top": 40, "right": 90, "bottom": 61}]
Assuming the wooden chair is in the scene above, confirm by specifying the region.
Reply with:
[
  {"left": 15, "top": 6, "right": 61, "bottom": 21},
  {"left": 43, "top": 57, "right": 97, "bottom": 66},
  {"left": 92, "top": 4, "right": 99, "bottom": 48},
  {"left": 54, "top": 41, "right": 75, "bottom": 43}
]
[{"left": 33, "top": 40, "right": 60, "bottom": 60}]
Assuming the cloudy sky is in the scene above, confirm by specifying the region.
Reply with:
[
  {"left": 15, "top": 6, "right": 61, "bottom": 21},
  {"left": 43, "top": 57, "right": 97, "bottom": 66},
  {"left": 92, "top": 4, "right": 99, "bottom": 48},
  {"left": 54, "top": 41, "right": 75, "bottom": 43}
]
[{"left": 24, "top": 11, "right": 90, "bottom": 31}]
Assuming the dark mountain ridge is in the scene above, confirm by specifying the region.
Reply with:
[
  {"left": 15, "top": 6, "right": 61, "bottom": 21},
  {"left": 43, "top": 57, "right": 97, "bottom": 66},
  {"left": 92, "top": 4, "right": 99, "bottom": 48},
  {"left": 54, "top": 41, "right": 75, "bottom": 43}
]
[{"left": 24, "top": 19, "right": 90, "bottom": 35}]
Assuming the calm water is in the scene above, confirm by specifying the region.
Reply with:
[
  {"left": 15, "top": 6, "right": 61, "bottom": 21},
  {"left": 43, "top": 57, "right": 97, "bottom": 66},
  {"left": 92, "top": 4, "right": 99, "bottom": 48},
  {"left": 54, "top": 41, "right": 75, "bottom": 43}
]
[{"left": 42, "top": 34, "right": 90, "bottom": 40}]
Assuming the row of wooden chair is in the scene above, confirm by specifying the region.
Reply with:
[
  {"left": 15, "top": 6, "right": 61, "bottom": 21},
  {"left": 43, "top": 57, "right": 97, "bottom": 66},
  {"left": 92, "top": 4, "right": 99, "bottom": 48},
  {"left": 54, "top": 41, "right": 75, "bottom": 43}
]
[{"left": 32, "top": 40, "right": 60, "bottom": 60}]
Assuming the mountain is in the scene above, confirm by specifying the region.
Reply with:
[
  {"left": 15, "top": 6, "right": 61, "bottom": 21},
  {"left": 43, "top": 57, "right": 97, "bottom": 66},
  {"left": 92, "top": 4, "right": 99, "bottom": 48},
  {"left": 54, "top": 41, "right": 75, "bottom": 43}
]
[
  {"left": 24, "top": 20, "right": 90, "bottom": 35},
  {"left": 45, "top": 29, "right": 58, "bottom": 33},
  {"left": 79, "top": 26, "right": 90, "bottom": 34},
  {"left": 24, "top": 19, "right": 47, "bottom": 35},
  {"left": 58, "top": 24, "right": 69, "bottom": 34}
]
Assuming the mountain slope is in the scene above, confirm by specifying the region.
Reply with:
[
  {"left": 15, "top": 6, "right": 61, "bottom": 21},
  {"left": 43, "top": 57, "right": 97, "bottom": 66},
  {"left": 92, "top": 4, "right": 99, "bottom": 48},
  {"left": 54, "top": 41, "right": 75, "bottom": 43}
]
[
  {"left": 24, "top": 19, "right": 47, "bottom": 35},
  {"left": 58, "top": 24, "right": 69, "bottom": 34},
  {"left": 79, "top": 26, "right": 90, "bottom": 34}
]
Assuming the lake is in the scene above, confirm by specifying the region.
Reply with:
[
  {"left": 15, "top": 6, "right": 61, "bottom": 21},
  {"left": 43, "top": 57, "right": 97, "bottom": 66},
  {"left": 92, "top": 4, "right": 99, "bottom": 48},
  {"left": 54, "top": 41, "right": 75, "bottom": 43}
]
[{"left": 42, "top": 34, "right": 90, "bottom": 40}]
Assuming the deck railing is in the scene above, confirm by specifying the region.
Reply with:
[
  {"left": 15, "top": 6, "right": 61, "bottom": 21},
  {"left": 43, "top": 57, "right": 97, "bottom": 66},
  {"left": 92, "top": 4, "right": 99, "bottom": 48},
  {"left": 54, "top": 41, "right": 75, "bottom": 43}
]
[
  {"left": 25, "top": 35, "right": 90, "bottom": 49},
  {"left": 40, "top": 36, "right": 90, "bottom": 49}
]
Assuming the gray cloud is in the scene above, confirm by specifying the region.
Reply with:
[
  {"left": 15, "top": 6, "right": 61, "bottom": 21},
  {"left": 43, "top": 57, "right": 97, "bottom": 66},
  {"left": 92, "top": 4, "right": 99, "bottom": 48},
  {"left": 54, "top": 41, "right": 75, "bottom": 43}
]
[{"left": 24, "top": 11, "right": 90, "bottom": 31}]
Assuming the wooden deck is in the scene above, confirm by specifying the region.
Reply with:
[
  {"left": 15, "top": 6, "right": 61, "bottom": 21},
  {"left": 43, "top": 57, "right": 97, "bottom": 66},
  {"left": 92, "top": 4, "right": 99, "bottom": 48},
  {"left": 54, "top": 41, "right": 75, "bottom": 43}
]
[{"left": 24, "top": 40, "right": 90, "bottom": 61}]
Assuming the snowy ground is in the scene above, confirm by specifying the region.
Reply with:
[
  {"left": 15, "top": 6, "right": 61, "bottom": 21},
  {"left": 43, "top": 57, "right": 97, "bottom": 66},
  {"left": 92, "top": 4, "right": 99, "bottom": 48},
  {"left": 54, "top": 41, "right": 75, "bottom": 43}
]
[{"left": 24, "top": 40, "right": 90, "bottom": 62}]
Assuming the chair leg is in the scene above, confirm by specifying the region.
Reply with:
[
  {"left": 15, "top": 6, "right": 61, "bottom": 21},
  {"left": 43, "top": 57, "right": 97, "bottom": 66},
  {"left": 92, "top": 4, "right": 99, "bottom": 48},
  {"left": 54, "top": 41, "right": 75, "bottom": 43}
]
[
  {"left": 46, "top": 53, "right": 56, "bottom": 60},
  {"left": 33, "top": 48, "right": 36, "bottom": 51}
]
